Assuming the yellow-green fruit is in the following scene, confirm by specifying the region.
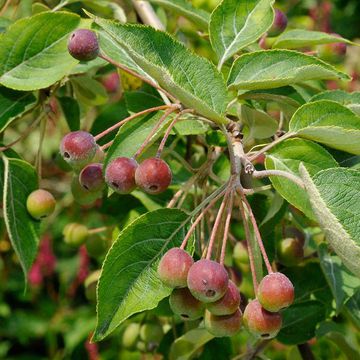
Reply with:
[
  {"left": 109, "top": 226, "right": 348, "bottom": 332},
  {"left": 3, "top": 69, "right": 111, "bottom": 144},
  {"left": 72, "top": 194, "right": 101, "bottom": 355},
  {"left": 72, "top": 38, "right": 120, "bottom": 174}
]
[
  {"left": 85, "top": 235, "right": 107, "bottom": 258},
  {"left": 122, "top": 323, "right": 141, "bottom": 350},
  {"left": 26, "top": 189, "right": 56, "bottom": 220},
  {"left": 277, "top": 237, "right": 304, "bottom": 266},
  {"left": 233, "top": 242, "right": 249, "bottom": 271},
  {"left": 139, "top": 323, "right": 164, "bottom": 344},
  {"left": 84, "top": 270, "right": 101, "bottom": 302},
  {"left": 63, "top": 223, "right": 88, "bottom": 247}
]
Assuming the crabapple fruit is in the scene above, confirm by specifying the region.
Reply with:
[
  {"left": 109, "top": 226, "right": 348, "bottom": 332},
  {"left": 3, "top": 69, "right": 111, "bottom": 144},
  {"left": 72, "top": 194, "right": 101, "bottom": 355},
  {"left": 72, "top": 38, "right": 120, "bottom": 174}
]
[
  {"left": 207, "top": 280, "right": 241, "bottom": 316},
  {"left": 187, "top": 259, "right": 229, "bottom": 303},
  {"left": 60, "top": 131, "right": 97, "bottom": 169},
  {"left": 169, "top": 287, "right": 204, "bottom": 320},
  {"left": 26, "top": 189, "right": 56, "bottom": 219},
  {"left": 257, "top": 272, "right": 294, "bottom": 312},
  {"left": 157, "top": 248, "right": 194, "bottom": 288},
  {"left": 268, "top": 9, "right": 288, "bottom": 37},
  {"left": 243, "top": 299, "right": 282, "bottom": 339},
  {"left": 205, "top": 308, "right": 242, "bottom": 337},
  {"left": 63, "top": 223, "right": 88, "bottom": 247},
  {"left": 135, "top": 158, "right": 172, "bottom": 194},
  {"left": 79, "top": 163, "right": 104, "bottom": 192},
  {"left": 68, "top": 29, "right": 99, "bottom": 61},
  {"left": 122, "top": 323, "right": 141, "bottom": 350},
  {"left": 277, "top": 237, "right": 304, "bottom": 267},
  {"left": 105, "top": 157, "right": 138, "bottom": 194}
]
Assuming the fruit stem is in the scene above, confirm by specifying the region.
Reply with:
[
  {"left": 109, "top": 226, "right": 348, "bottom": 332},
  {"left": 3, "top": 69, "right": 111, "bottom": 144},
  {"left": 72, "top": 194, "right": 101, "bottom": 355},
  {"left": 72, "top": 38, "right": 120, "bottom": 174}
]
[
  {"left": 238, "top": 195, "right": 259, "bottom": 293},
  {"left": 94, "top": 104, "right": 172, "bottom": 141},
  {"left": 88, "top": 226, "right": 107, "bottom": 235},
  {"left": 99, "top": 53, "right": 177, "bottom": 103},
  {"left": 179, "top": 183, "right": 229, "bottom": 250},
  {"left": 100, "top": 140, "right": 113, "bottom": 151},
  {"left": 133, "top": 106, "right": 180, "bottom": 159},
  {"left": 220, "top": 191, "right": 234, "bottom": 265},
  {"left": 241, "top": 194, "right": 273, "bottom": 274},
  {"left": 206, "top": 182, "right": 234, "bottom": 260},
  {"left": 156, "top": 109, "right": 193, "bottom": 158},
  {"left": 253, "top": 169, "right": 305, "bottom": 189}
]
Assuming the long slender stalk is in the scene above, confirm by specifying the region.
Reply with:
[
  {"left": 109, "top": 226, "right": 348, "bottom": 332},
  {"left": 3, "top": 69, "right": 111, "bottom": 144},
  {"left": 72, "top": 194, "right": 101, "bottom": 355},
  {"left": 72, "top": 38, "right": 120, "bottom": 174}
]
[
  {"left": 134, "top": 106, "right": 178, "bottom": 159},
  {"left": 100, "top": 140, "right": 113, "bottom": 151},
  {"left": 94, "top": 104, "right": 172, "bottom": 141},
  {"left": 35, "top": 116, "right": 47, "bottom": 183},
  {"left": 220, "top": 191, "right": 234, "bottom": 265},
  {"left": 242, "top": 194, "right": 273, "bottom": 274},
  {"left": 131, "top": 0, "right": 165, "bottom": 30}
]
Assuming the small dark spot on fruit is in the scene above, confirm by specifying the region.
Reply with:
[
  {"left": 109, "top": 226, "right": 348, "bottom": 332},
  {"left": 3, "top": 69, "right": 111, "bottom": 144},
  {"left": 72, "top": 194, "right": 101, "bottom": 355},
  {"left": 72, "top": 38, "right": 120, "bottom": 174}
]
[
  {"left": 112, "top": 182, "right": 119, "bottom": 188},
  {"left": 206, "top": 289, "right": 216, "bottom": 297},
  {"left": 261, "top": 333, "right": 270, "bottom": 338},
  {"left": 83, "top": 185, "right": 89, "bottom": 190},
  {"left": 149, "top": 185, "right": 158, "bottom": 191},
  {"left": 64, "top": 152, "right": 70, "bottom": 158},
  {"left": 181, "top": 314, "right": 189, "bottom": 318}
]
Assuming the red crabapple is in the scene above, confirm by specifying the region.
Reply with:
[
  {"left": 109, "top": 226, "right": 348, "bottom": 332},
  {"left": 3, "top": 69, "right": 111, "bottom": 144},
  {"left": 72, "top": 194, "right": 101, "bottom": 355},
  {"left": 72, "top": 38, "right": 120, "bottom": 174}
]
[{"left": 68, "top": 29, "right": 99, "bottom": 61}]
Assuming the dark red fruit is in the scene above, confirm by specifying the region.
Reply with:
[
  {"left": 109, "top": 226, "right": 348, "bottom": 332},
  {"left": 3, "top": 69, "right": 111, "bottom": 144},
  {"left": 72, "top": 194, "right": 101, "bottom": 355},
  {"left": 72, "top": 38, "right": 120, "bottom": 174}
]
[
  {"left": 105, "top": 157, "right": 138, "bottom": 194},
  {"left": 26, "top": 189, "right": 56, "bottom": 219},
  {"left": 277, "top": 237, "right": 304, "bottom": 267},
  {"left": 317, "top": 35, "right": 347, "bottom": 64},
  {"left": 207, "top": 280, "right": 241, "bottom": 316},
  {"left": 205, "top": 309, "right": 242, "bottom": 337},
  {"left": 60, "top": 131, "right": 97, "bottom": 169},
  {"left": 187, "top": 259, "right": 229, "bottom": 303},
  {"left": 257, "top": 272, "right": 294, "bottom": 312},
  {"left": 68, "top": 29, "right": 99, "bottom": 61},
  {"left": 101, "top": 72, "right": 120, "bottom": 93},
  {"left": 157, "top": 248, "right": 194, "bottom": 288},
  {"left": 79, "top": 163, "right": 104, "bottom": 192},
  {"left": 135, "top": 158, "right": 172, "bottom": 195},
  {"left": 243, "top": 299, "right": 282, "bottom": 339},
  {"left": 268, "top": 9, "right": 288, "bottom": 37},
  {"left": 169, "top": 287, "right": 204, "bottom": 320}
]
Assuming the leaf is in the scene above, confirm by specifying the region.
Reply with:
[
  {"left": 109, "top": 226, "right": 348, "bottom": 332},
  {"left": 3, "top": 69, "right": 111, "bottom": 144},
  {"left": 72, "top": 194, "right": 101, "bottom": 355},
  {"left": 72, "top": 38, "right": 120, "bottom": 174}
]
[
  {"left": 209, "top": 0, "right": 275, "bottom": 68},
  {"left": 173, "top": 117, "right": 210, "bottom": 135},
  {"left": 344, "top": 290, "right": 360, "bottom": 329},
  {"left": 71, "top": 76, "right": 108, "bottom": 106},
  {"left": 265, "top": 138, "right": 338, "bottom": 219},
  {"left": 300, "top": 166, "right": 360, "bottom": 278},
  {"left": 94, "top": 209, "right": 190, "bottom": 341},
  {"left": 2, "top": 156, "right": 40, "bottom": 284},
  {"left": 90, "top": 14, "right": 229, "bottom": 124},
  {"left": 241, "top": 104, "right": 278, "bottom": 139},
  {"left": 289, "top": 100, "right": 360, "bottom": 155},
  {"left": 227, "top": 50, "right": 350, "bottom": 91},
  {"left": 0, "top": 12, "right": 81, "bottom": 90},
  {"left": 148, "top": 0, "right": 210, "bottom": 29},
  {"left": 57, "top": 96, "right": 80, "bottom": 131},
  {"left": 310, "top": 90, "right": 360, "bottom": 116},
  {"left": 0, "top": 86, "right": 37, "bottom": 132},
  {"left": 318, "top": 244, "right": 360, "bottom": 314},
  {"left": 273, "top": 29, "right": 352, "bottom": 49},
  {"left": 277, "top": 301, "right": 326, "bottom": 345},
  {"left": 169, "top": 328, "right": 214, "bottom": 360}
]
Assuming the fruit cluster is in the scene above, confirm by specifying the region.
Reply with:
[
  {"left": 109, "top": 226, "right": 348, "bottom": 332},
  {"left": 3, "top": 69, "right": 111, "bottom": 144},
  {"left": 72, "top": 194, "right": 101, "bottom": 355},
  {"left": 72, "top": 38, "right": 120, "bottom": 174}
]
[
  {"left": 59, "top": 130, "right": 172, "bottom": 204},
  {"left": 158, "top": 247, "right": 294, "bottom": 338}
]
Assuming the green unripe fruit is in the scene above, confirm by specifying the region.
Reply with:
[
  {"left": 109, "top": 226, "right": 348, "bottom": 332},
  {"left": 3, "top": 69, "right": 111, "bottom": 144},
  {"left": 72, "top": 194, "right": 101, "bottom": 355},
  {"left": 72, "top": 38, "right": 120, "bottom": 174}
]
[
  {"left": 169, "top": 287, "right": 204, "bottom": 320},
  {"left": 204, "top": 309, "right": 242, "bottom": 337},
  {"left": 243, "top": 299, "right": 282, "bottom": 339},
  {"left": 317, "top": 38, "right": 347, "bottom": 64},
  {"left": 84, "top": 270, "right": 101, "bottom": 302},
  {"left": 63, "top": 223, "right": 88, "bottom": 247},
  {"left": 257, "top": 272, "right": 294, "bottom": 312},
  {"left": 85, "top": 235, "right": 108, "bottom": 258},
  {"left": 122, "top": 323, "right": 141, "bottom": 350},
  {"left": 277, "top": 237, "right": 304, "bottom": 266},
  {"left": 26, "top": 189, "right": 56, "bottom": 220},
  {"left": 233, "top": 242, "right": 249, "bottom": 266},
  {"left": 139, "top": 323, "right": 164, "bottom": 344}
]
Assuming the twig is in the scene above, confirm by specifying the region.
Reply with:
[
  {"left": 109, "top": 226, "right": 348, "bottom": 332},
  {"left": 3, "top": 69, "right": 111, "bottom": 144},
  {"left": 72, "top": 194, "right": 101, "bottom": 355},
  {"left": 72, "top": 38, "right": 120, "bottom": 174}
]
[
  {"left": 35, "top": 116, "right": 47, "bottom": 183},
  {"left": 94, "top": 104, "right": 172, "bottom": 141},
  {"left": 253, "top": 169, "right": 305, "bottom": 189},
  {"left": 131, "top": 0, "right": 165, "bottom": 30},
  {"left": 0, "top": 0, "right": 11, "bottom": 16}
]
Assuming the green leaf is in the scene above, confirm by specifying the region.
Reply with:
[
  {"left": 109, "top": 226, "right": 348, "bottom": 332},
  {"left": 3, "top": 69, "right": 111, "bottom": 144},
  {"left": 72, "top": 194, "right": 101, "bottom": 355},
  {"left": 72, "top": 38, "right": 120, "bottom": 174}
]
[
  {"left": 71, "top": 76, "right": 108, "bottom": 106},
  {"left": 227, "top": 50, "right": 350, "bottom": 91},
  {"left": 90, "top": 15, "right": 229, "bottom": 124},
  {"left": 277, "top": 301, "right": 326, "bottom": 345},
  {"left": 241, "top": 104, "right": 278, "bottom": 139},
  {"left": 209, "top": 0, "right": 275, "bottom": 68},
  {"left": 273, "top": 30, "right": 352, "bottom": 49},
  {"left": 148, "top": 0, "right": 210, "bottom": 29},
  {"left": 318, "top": 244, "right": 360, "bottom": 314},
  {"left": 310, "top": 90, "right": 360, "bottom": 116},
  {"left": 0, "top": 86, "right": 37, "bottom": 132},
  {"left": 57, "top": 96, "right": 80, "bottom": 131},
  {"left": 2, "top": 156, "right": 40, "bottom": 284},
  {"left": 94, "top": 209, "right": 190, "bottom": 341},
  {"left": 300, "top": 166, "right": 360, "bottom": 278},
  {"left": 289, "top": 100, "right": 360, "bottom": 155},
  {"left": 173, "top": 117, "right": 210, "bottom": 135},
  {"left": 344, "top": 290, "right": 360, "bottom": 329},
  {"left": 169, "top": 328, "right": 214, "bottom": 360},
  {"left": 0, "top": 12, "right": 81, "bottom": 90},
  {"left": 265, "top": 138, "right": 338, "bottom": 219},
  {"left": 104, "top": 111, "right": 167, "bottom": 168}
]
